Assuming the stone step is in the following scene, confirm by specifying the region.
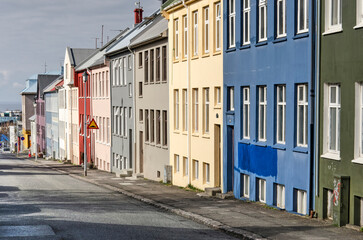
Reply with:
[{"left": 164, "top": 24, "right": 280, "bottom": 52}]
[
  {"left": 216, "top": 192, "right": 235, "bottom": 200},
  {"left": 205, "top": 187, "right": 221, "bottom": 196}
]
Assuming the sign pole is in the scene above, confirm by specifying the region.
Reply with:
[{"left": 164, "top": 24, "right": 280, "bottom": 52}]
[{"left": 83, "top": 71, "right": 88, "bottom": 177}]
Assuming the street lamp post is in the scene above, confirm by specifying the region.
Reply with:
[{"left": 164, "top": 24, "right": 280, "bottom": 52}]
[
  {"left": 83, "top": 71, "right": 88, "bottom": 177},
  {"left": 33, "top": 102, "right": 37, "bottom": 162}
]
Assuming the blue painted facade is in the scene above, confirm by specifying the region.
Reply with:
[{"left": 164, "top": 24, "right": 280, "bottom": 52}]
[{"left": 223, "top": 0, "right": 315, "bottom": 215}]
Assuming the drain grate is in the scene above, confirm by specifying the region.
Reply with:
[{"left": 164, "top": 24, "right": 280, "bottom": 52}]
[{"left": 0, "top": 225, "right": 55, "bottom": 238}]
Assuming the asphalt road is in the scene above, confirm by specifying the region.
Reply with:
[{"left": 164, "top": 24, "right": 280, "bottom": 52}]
[{"left": 0, "top": 154, "right": 236, "bottom": 240}]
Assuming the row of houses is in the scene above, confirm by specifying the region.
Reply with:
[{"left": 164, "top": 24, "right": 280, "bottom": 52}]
[{"left": 19, "top": 0, "right": 363, "bottom": 228}]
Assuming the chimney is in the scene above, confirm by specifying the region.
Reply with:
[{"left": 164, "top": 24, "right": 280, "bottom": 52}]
[{"left": 134, "top": 6, "right": 143, "bottom": 25}]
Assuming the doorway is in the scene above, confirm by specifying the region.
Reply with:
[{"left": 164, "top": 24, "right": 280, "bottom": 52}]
[
  {"left": 227, "top": 126, "right": 234, "bottom": 192},
  {"left": 214, "top": 124, "right": 221, "bottom": 187},
  {"left": 139, "top": 131, "right": 143, "bottom": 173}
]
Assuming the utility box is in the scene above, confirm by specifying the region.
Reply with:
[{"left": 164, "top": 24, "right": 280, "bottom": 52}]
[
  {"left": 333, "top": 176, "right": 350, "bottom": 227},
  {"left": 164, "top": 165, "right": 172, "bottom": 184}
]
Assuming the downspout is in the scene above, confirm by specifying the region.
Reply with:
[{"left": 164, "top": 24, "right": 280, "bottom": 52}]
[
  {"left": 128, "top": 45, "right": 137, "bottom": 174},
  {"left": 314, "top": 0, "right": 321, "bottom": 200},
  {"left": 182, "top": 0, "right": 191, "bottom": 185}
]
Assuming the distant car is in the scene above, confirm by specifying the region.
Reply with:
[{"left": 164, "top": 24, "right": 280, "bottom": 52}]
[{"left": 2, "top": 147, "right": 10, "bottom": 153}]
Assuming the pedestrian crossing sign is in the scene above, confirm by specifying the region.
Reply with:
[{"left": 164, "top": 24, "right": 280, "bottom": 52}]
[{"left": 87, "top": 118, "right": 99, "bottom": 129}]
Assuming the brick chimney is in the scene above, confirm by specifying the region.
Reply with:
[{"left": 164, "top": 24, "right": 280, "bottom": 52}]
[{"left": 134, "top": 7, "right": 143, "bottom": 25}]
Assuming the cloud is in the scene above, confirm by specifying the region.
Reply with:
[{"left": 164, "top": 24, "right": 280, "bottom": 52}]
[{"left": 0, "top": 70, "right": 9, "bottom": 86}]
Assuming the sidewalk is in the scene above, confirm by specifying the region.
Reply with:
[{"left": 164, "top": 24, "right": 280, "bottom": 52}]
[{"left": 26, "top": 156, "right": 363, "bottom": 240}]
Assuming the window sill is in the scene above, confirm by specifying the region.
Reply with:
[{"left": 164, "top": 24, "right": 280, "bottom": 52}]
[
  {"left": 352, "top": 157, "right": 363, "bottom": 165},
  {"left": 182, "top": 58, "right": 187, "bottom": 62},
  {"left": 272, "top": 144, "right": 286, "bottom": 150},
  {"left": 322, "top": 27, "right": 343, "bottom": 36},
  {"left": 213, "top": 51, "right": 221, "bottom": 56},
  {"left": 202, "top": 53, "right": 210, "bottom": 58},
  {"left": 239, "top": 139, "right": 250, "bottom": 145},
  {"left": 192, "top": 133, "right": 199, "bottom": 137},
  {"left": 182, "top": 131, "right": 188, "bottom": 136},
  {"left": 354, "top": 23, "right": 363, "bottom": 29},
  {"left": 252, "top": 141, "right": 267, "bottom": 147},
  {"left": 321, "top": 152, "right": 341, "bottom": 161},
  {"left": 214, "top": 105, "right": 222, "bottom": 109},
  {"left": 293, "top": 146, "right": 308, "bottom": 154},
  {"left": 173, "top": 59, "right": 180, "bottom": 63},
  {"left": 173, "top": 130, "right": 180, "bottom": 134},
  {"left": 226, "top": 111, "right": 234, "bottom": 115},
  {"left": 201, "top": 134, "right": 210, "bottom": 139},
  {"left": 255, "top": 41, "right": 268, "bottom": 47},
  {"left": 225, "top": 47, "right": 236, "bottom": 53},
  {"left": 293, "top": 32, "right": 309, "bottom": 40},
  {"left": 239, "top": 44, "right": 251, "bottom": 50},
  {"left": 273, "top": 37, "right": 287, "bottom": 44},
  {"left": 191, "top": 56, "right": 199, "bottom": 60}
]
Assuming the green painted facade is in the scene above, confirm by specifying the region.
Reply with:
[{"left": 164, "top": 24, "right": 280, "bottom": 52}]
[{"left": 316, "top": 0, "right": 363, "bottom": 226}]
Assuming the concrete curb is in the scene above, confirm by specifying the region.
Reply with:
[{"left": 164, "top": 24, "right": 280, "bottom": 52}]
[{"left": 32, "top": 160, "right": 266, "bottom": 240}]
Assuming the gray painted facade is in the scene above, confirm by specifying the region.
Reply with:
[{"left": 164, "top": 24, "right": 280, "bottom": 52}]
[{"left": 45, "top": 92, "right": 59, "bottom": 159}]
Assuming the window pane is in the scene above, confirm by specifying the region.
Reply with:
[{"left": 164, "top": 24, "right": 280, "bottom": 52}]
[
  {"left": 332, "top": 0, "right": 338, "bottom": 25},
  {"left": 330, "top": 86, "right": 336, "bottom": 104},
  {"left": 278, "top": 1, "right": 283, "bottom": 35},
  {"left": 299, "top": 106, "right": 304, "bottom": 144},
  {"left": 260, "top": 105, "right": 265, "bottom": 139},
  {"left": 261, "top": 8, "right": 265, "bottom": 39},
  {"left": 330, "top": 107, "right": 337, "bottom": 150},
  {"left": 299, "top": 0, "right": 304, "bottom": 30}
]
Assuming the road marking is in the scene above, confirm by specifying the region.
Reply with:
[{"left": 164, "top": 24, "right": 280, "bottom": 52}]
[
  {"left": 119, "top": 183, "right": 133, "bottom": 186},
  {"left": 0, "top": 225, "right": 55, "bottom": 237}
]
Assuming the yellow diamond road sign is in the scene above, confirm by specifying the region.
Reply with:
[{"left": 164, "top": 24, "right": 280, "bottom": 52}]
[{"left": 87, "top": 118, "right": 99, "bottom": 129}]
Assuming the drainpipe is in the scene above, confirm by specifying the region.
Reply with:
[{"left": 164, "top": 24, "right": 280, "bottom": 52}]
[
  {"left": 182, "top": 0, "right": 191, "bottom": 185},
  {"left": 128, "top": 45, "right": 137, "bottom": 174}
]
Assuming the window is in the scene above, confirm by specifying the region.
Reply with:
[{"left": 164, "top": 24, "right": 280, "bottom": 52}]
[
  {"left": 275, "top": 184, "right": 285, "bottom": 209},
  {"left": 174, "top": 155, "right": 180, "bottom": 173},
  {"left": 203, "top": 163, "right": 210, "bottom": 184},
  {"left": 215, "top": 2, "right": 221, "bottom": 51},
  {"left": 241, "top": 174, "right": 250, "bottom": 198},
  {"left": 139, "top": 109, "right": 143, "bottom": 122},
  {"left": 358, "top": 84, "right": 363, "bottom": 158},
  {"left": 297, "top": 84, "right": 308, "bottom": 147},
  {"left": 328, "top": 85, "right": 340, "bottom": 154},
  {"left": 183, "top": 157, "right": 189, "bottom": 176},
  {"left": 228, "top": 0, "right": 236, "bottom": 47},
  {"left": 123, "top": 57, "right": 127, "bottom": 85},
  {"left": 276, "top": 0, "right": 286, "bottom": 38},
  {"left": 150, "top": 49, "right": 154, "bottom": 83},
  {"left": 193, "top": 160, "right": 199, "bottom": 180},
  {"left": 106, "top": 71, "right": 109, "bottom": 97},
  {"left": 128, "top": 83, "right": 132, "bottom": 97},
  {"left": 193, "top": 89, "right": 199, "bottom": 133},
  {"left": 150, "top": 110, "right": 155, "bottom": 142},
  {"left": 325, "top": 0, "right": 342, "bottom": 33},
  {"left": 228, "top": 87, "right": 235, "bottom": 111},
  {"left": 276, "top": 85, "right": 286, "bottom": 144},
  {"left": 129, "top": 107, "right": 132, "bottom": 119},
  {"left": 242, "top": 0, "right": 251, "bottom": 44},
  {"left": 356, "top": 0, "right": 363, "bottom": 27},
  {"left": 119, "top": 58, "right": 123, "bottom": 86},
  {"left": 215, "top": 87, "right": 221, "bottom": 106},
  {"left": 162, "top": 110, "right": 167, "bottom": 146},
  {"left": 326, "top": 189, "right": 333, "bottom": 219},
  {"left": 193, "top": 11, "right": 199, "bottom": 56},
  {"left": 139, "top": 52, "right": 143, "bottom": 68},
  {"left": 297, "top": 0, "right": 309, "bottom": 33},
  {"left": 258, "top": 0, "right": 267, "bottom": 42},
  {"left": 156, "top": 110, "right": 161, "bottom": 145},
  {"left": 124, "top": 107, "right": 127, "bottom": 137},
  {"left": 183, "top": 15, "right": 188, "bottom": 58},
  {"left": 156, "top": 48, "right": 160, "bottom": 82},
  {"left": 139, "top": 82, "right": 143, "bottom": 97},
  {"left": 242, "top": 87, "right": 250, "bottom": 139},
  {"left": 183, "top": 89, "right": 188, "bottom": 131},
  {"left": 174, "top": 19, "right": 179, "bottom": 59},
  {"left": 162, "top": 46, "right": 167, "bottom": 82},
  {"left": 203, "top": 7, "right": 209, "bottom": 54},
  {"left": 296, "top": 189, "right": 307, "bottom": 214},
  {"left": 145, "top": 110, "right": 149, "bottom": 141},
  {"left": 203, "top": 88, "right": 210, "bottom": 134},
  {"left": 128, "top": 55, "right": 132, "bottom": 70},
  {"left": 258, "top": 178, "right": 266, "bottom": 203},
  {"left": 174, "top": 90, "right": 179, "bottom": 130},
  {"left": 258, "top": 86, "right": 267, "bottom": 141},
  {"left": 144, "top": 51, "right": 149, "bottom": 83}
]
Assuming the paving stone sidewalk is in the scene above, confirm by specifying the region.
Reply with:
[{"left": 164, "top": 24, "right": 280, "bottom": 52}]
[{"left": 25, "top": 156, "right": 363, "bottom": 240}]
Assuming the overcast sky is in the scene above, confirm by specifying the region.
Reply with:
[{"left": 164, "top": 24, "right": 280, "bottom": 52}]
[{"left": 0, "top": 0, "right": 160, "bottom": 105}]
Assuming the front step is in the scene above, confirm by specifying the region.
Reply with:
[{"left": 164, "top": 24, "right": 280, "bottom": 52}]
[
  {"left": 205, "top": 187, "right": 221, "bottom": 196},
  {"left": 115, "top": 169, "right": 133, "bottom": 178},
  {"left": 216, "top": 192, "right": 235, "bottom": 200},
  {"left": 125, "top": 173, "right": 144, "bottom": 180}
]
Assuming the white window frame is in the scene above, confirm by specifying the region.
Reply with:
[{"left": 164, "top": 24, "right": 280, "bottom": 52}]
[
  {"left": 355, "top": 0, "right": 363, "bottom": 28},
  {"left": 123, "top": 57, "right": 127, "bottom": 85},
  {"left": 276, "top": 0, "right": 286, "bottom": 38},
  {"left": 215, "top": 2, "right": 221, "bottom": 51},
  {"left": 204, "top": 7, "right": 210, "bottom": 54},
  {"left": 183, "top": 89, "right": 188, "bottom": 132},
  {"left": 242, "top": 0, "right": 251, "bottom": 45},
  {"left": 297, "top": 189, "right": 307, "bottom": 215},
  {"left": 193, "top": 89, "right": 199, "bottom": 133},
  {"left": 174, "top": 155, "right": 180, "bottom": 173},
  {"left": 193, "top": 11, "right": 199, "bottom": 56},
  {"left": 297, "top": 84, "right": 308, "bottom": 147},
  {"left": 204, "top": 88, "right": 210, "bottom": 134},
  {"left": 174, "top": 90, "right": 179, "bottom": 130},
  {"left": 183, "top": 15, "right": 188, "bottom": 58},
  {"left": 243, "top": 87, "right": 250, "bottom": 139},
  {"left": 229, "top": 87, "right": 235, "bottom": 111},
  {"left": 258, "top": 178, "right": 266, "bottom": 203},
  {"left": 242, "top": 174, "right": 250, "bottom": 198},
  {"left": 215, "top": 87, "right": 221, "bottom": 106},
  {"left": 174, "top": 19, "right": 179, "bottom": 59},
  {"left": 204, "top": 163, "right": 210, "bottom": 184},
  {"left": 324, "top": 0, "right": 342, "bottom": 34},
  {"left": 297, "top": 0, "right": 309, "bottom": 33},
  {"left": 276, "top": 85, "right": 286, "bottom": 144},
  {"left": 276, "top": 184, "right": 285, "bottom": 209},
  {"left": 259, "top": 0, "right": 267, "bottom": 42},
  {"left": 353, "top": 83, "right": 363, "bottom": 164},
  {"left": 183, "top": 157, "right": 189, "bottom": 176},
  {"left": 328, "top": 84, "right": 340, "bottom": 154},
  {"left": 193, "top": 160, "right": 199, "bottom": 180},
  {"left": 327, "top": 189, "right": 333, "bottom": 219},
  {"left": 258, "top": 86, "right": 267, "bottom": 142},
  {"left": 119, "top": 58, "right": 123, "bottom": 86},
  {"left": 229, "top": 0, "right": 236, "bottom": 48}
]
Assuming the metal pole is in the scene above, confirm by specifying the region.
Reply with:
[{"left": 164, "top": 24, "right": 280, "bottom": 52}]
[
  {"left": 16, "top": 120, "right": 18, "bottom": 157},
  {"left": 35, "top": 104, "right": 37, "bottom": 162},
  {"left": 84, "top": 72, "right": 87, "bottom": 176}
]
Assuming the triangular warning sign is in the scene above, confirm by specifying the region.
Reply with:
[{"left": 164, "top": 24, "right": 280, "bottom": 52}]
[{"left": 87, "top": 118, "right": 99, "bottom": 129}]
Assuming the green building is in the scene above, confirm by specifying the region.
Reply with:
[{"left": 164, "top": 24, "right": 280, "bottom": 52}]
[{"left": 316, "top": 0, "right": 363, "bottom": 227}]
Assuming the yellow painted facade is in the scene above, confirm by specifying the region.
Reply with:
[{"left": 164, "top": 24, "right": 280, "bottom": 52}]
[
  {"left": 163, "top": 0, "right": 224, "bottom": 191},
  {"left": 22, "top": 129, "right": 31, "bottom": 149}
]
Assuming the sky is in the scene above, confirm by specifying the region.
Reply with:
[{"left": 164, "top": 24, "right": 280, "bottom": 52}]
[{"left": 0, "top": 0, "right": 161, "bottom": 106}]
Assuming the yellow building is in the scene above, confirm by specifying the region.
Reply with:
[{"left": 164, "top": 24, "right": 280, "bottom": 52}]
[{"left": 162, "top": 0, "right": 223, "bottom": 191}]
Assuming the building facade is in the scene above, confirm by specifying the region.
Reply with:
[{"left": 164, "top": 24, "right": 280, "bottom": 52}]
[
  {"left": 131, "top": 14, "right": 170, "bottom": 181},
  {"left": 162, "top": 0, "right": 224, "bottom": 191},
  {"left": 316, "top": 0, "right": 363, "bottom": 226},
  {"left": 223, "top": 0, "right": 316, "bottom": 215}
]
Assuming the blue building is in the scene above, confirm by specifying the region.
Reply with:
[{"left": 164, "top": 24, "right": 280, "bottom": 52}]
[{"left": 223, "top": 0, "right": 316, "bottom": 215}]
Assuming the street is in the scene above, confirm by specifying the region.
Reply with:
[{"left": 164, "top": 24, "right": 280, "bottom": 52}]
[{"left": 0, "top": 154, "right": 236, "bottom": 240}]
